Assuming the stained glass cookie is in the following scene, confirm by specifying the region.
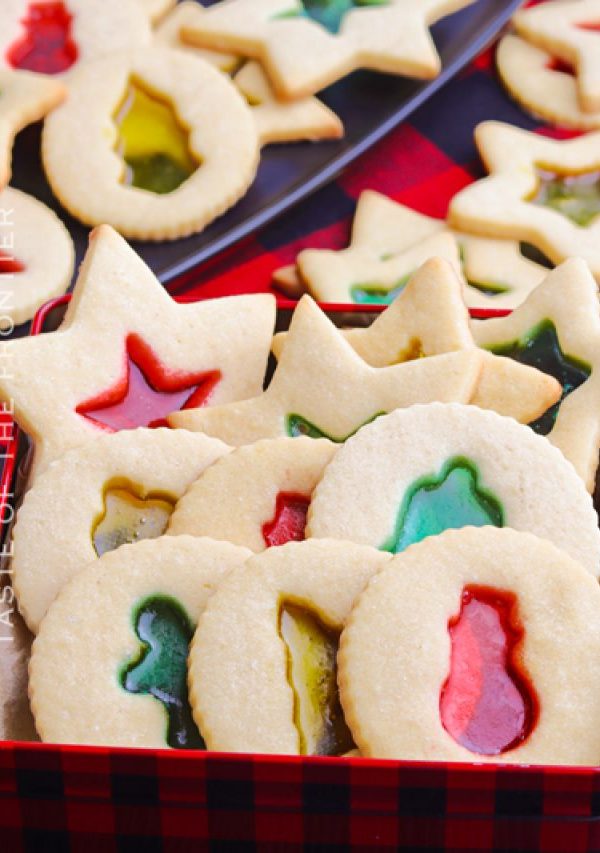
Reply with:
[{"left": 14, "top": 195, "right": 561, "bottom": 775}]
[
  {"left": 0, "top": 0, "right": 151, "bottom": 75},
  {"left": 188, "top": 539, "right": 390, "bottom": 755},
  {"left": 0, "top": 226, "right": 275, "bottom": 475},
  {"left": 0, "top": 187, "right": 74, "bottom": 328},
  {"left": 29, "top": 536, "right": 251, "bottom": 748},
  {"left": 307, "top": 402, "right": 600, "bottom": 576},
  {"left": 448, "top": 121, "right": 600, "bottom": 279},
  {"left": 180, "top": 0, "right": 475, "bottom": 100},
  {"left": 168, "top": 437, "right": 336, "bottom": 551},
  {"left": 168, "top": 295, "right": 484, "bottom": 445},
  {"left": 12, "top": 428, "right": 230, "bottom": 633},
  {"left": 42, "top": 47, "right": 260, "bottom": 240},
  {"left": 338, "top": 527, "right": 600, "bottom": 765}
]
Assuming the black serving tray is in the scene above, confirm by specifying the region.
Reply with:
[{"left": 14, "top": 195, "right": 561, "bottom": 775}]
[{"left": 9, "top": 0, "right": 521, "bottom": 291}]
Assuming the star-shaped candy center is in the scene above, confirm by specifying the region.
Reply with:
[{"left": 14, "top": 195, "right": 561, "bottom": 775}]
[
  {"left": 529, "top": 167, "right": 600, "bottom": 227},
  {"left": 76, "top": 334, "right": 221, "bottom": 432},
  {"left": 286, "top": 411, "right": 384, "bottom": 441},
  {"left": 7, "top": 1, "right": 78, "bottom": 75},
  {"left": 277, "top": 0, "right": 389, "bottom": 35},
  {"left": 489, "top": 320, "right": 591, "bottom": 436},
  {"left": 121, "top": 595, "right": 205, "bottom": 750},
  {"left": 382, "top": 457, "right": 504, "bottom": 554}
]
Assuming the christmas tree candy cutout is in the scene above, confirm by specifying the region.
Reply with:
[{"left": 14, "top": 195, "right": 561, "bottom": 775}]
[
  {"left": 121, "top": 595, "right": 204, "bottom": 750},
  {"left": 489, "top": 320, "right": 590, "bottom": 436},
  {"left": 383, "top": 457, "right": 504, "bottom": 554},
  {"left": 276, "top": 0, "right": 389, "bottom": 35},
  {"left": 440, "top": 585, "right": 537, "bottom": 755},
  {"left": 7, "top": 2, "right": 78, "bottom": 74},
  {"left": 280, "top": 604, "right": 354, "bottom": 755},
  {"left": 93, "top": 486, "right": 175, "bottom": 557}
]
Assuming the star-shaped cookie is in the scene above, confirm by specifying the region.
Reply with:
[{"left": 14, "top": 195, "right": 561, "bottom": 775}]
[
  {"left": 168, "top": 293, "right": 484, "bottom": 444},
  {"left": 274, "top": 190, "right": 548, "bottom": 308},
  {"left": 180, "top": 0, "right": 475, "bottom": 100},
  {"left": 0, "top": 225, "right": 275, "bottom": 475},
  {"left": 449, "top": 121, "right": 600, "bottom": 280},
  {"left": 472, "top": 258, "right": 600, "bottom": 492},
  {"left": 272, "top": 258, "right": 562, "bottom": 425},
  {"left": 514, "top": 0, "right": 600, "bottom": 113},
  {"left": 0, "top": 69, "right": 65, "bottom": 188},
  {"left": 156, "top": 2, "right": 343, "bottom": 144}
]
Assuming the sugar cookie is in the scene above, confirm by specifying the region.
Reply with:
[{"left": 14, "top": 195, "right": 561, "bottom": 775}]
[
  {"left": 168, "top": 437, "right": 336, "bottom": 551},
  {"left": 449, "top": 121, "right": 600, "bottom": 280},
  {"left": 0, "top": 187, "right": 74, "bottom": 328},
  {"left": 514, "top": 0, "right": 600, "bottom": 114},
  {"left": 181, "top": 0, "right": 475, "bottom": 100},
  {"left": 12, "top": 427, "right": 230, "bottom": 633},
  {"left": 29, "top": 536, "right": 251, "bottom": 748},
  {"left": 155, "top": 2, "right": 243, "bottom": 74},
  {"left": 42, "top": 47, "right": 260, "bottom": 241},
  {"left": 0, "top": 69, "right": 65, "bottom": 188},
  {"left": 472, "top": 258, "right": 600, "bottom": 492},
  {"left": 0, "top": 226, "right": 275, "bottom": 475},
  {"left": 141, "top": 0, "right": 176, "bottom": 25},
  {"left": 497, "top": 35, "right": 600, "bottom": 131},
  {"left": 168, "top": 295, "right": 483, "bottom": 444},
  {"left": 188, "top": 539, "right": 390, "bottom": 754},
  {"left": 339, "top": 527, "right": 600, "bottom": 765},
  {"left": 307, "top": 403, "right": 600, "bottom": 576},
  {"left": 0, "top": 0, "right": 151, "bottom": 75}
]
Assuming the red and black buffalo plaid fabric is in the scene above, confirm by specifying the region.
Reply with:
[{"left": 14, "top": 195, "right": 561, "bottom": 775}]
[{"left": 3, "top": 7, "right": 600, "bottom": 852}]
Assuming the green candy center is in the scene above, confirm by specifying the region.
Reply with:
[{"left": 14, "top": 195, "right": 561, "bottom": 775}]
[
  {"left": 489, "top": 320, "right": 590, "bottom": 436},
  {"left": 382, "top": 457, "right": 504, "bottom": 554},
  {"left": 280, "top": 604, "right": 354, "bottom": 755},
  {"left": 121, "top": 596, "right": 204, "bottom": 750},
  {"left": 350, "top": 275, "right": 410, "bottom": 305},
  {"left": 530, "top": 167, "right": 600, "bottom": 227},
  {"left": 286, "top": 411, "right": 384, "bottom": 441},
  {"left": 277, "top": 0, "right": 389, "bottom": 34}
]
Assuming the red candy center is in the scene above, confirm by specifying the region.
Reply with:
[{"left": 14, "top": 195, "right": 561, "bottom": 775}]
[
  {"left": 6, "top": 1, "right": 78, "bottom": 74},
  {"left": 0, "top": 252, "right": 25, "bottom": 274},
  {"left": 76, "top": 334, "right": 221, "bottom": 432},
  {"left": 439, "top": 585, "right": 537, "bottom": 756},
  {"left": 545, "top": 57, "right": 576, "bottom": 76},
  {"left": 576, "top": 21, "right": 600, "bottom": 32},
  {"left": 262, "top": 492, "right": 310, "bottom": 548}
]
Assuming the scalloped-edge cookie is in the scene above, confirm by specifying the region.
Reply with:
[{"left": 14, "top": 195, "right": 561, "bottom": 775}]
[
  {"left": 0, "top": 226, "right": 275, "bottom": 475},
  {"left": 0, "top": 0, "right": 151, "bottom": 74},
  {"left": 29, "top": 536, "right": 252, "bottom": 748},
  {"left": 307, "top": 403, "right": 600, "bottom": 576},
  {"left": 188, "top": 539, "right": 391, "bottom": 754},
  {"left": 42, "top": 47, "right": 260, "bottom": 241},
  {"left": 0, "top": 187, "right": 74, "bottom": 328},
  {"left": 0, "top": 69, "right": 65, "bottom": 188},
  {"left": 514, "top": 0, "right": 600, "bottom": 113},
  {"left": 497, "top": 34, "right": 600, "bottom": 131},
  {"left": 12, "top": 428, "right": 230, "bottom": 633},
  {"left": 168, "top": 436, "right": 336, "bottom": 551},
  {"left": 168, "top": 295, "right": 484, "bottom": 444},
  {"left": 339, "top": 527, "right": 600, "bottom": 765},
  {"left": 181, "top": 0, "right": 475, "bottom": 100},
  {"left": 472, "top": 258, "right": 600, "bottom": 492},
  {"left": 448, "top": 121, "right": 600, "bottom": 279}
]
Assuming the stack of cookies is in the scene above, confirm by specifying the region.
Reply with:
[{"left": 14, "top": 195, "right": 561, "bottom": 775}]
[{"left": 4, "top": 224, "right": 600, "bottom": 766}]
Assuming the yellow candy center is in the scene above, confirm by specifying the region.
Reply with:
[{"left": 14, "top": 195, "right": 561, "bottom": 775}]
[{"left": 93, "top": 484, "right": 175, "bottom": 557}]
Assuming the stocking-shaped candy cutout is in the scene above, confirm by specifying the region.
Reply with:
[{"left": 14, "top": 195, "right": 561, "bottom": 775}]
[
  {"left": 76, "top": 335, "right": 220, "bottom": 432},
  {"left": 93, "top": 486, "right": 175, "bottom": 557},
  {"left": 383, "top": 457, "right": 504, "bottom": 554},
  {"left": 6, "top": 2, "right": 78, "bottom": 74},
  {"left": 279, "top": 604, "right": 354, "bottom": 755},
  {"left": 121, "top": 595, "right": 204, "bottom": 749},
  {"left": 262, "top": 492, "right": 310, "bottom": 548},
  {"left": 440, "top": 585, "right": 537, "bottom": 755}
]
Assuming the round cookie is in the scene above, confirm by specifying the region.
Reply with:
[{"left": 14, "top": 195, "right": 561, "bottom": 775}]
[
  {"left": 0, "top": 0, "right": 151, "bottom": 74},
  {"left": 167, "top": 437, "right": 337, "bottom": 551},
  {"left": 12, "top": 428, "right": 230, "bottom": 633},
  {"left": 307, "top": 403, "right": 600, "bottom": 577},
  {"left": 42, "top": 47, "right": 260, "bottom": 241},
  {"left": 29, "top": 536, "right": 252, "bottom": 748},
  {"left": 338, "top": 527, "right": 600, "bottom": 765},
  {"left": 188, "top": 539, "right": 391, "bottom": 755},
  {"left": 0, "top": 187, "right": 74, "bottom": 328}
]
